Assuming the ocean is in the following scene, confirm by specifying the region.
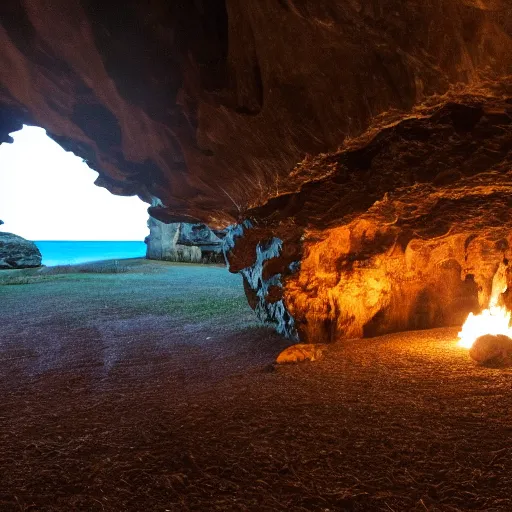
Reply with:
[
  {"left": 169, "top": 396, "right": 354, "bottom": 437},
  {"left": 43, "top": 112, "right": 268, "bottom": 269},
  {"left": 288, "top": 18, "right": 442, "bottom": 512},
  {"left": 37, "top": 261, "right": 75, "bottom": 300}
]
[{"left": 34, "top": 241, "right": 147, "bottom": 267}]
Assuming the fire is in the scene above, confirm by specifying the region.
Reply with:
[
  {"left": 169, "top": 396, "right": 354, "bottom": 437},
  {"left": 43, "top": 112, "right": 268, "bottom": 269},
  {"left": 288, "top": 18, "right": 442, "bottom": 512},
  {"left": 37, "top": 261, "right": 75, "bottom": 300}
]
[
  {"left": 458, "top": 262, "right": 511, "bottom": 349},
  {"left": 458, "top": 306, "right": 512, "bottom": 349}
]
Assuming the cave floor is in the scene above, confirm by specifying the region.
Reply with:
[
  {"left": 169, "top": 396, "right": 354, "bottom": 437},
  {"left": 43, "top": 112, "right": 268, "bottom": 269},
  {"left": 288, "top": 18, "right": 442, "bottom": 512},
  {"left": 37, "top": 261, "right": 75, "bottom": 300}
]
[{"left": 1, "top": 260, "right": 512, "bottom": 512}]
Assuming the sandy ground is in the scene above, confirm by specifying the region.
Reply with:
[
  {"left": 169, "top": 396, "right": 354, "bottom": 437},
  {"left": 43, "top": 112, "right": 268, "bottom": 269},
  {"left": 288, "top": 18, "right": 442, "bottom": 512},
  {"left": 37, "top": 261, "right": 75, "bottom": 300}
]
[{"left": 1, "top": 260, "right": 512, "bottom": 511}]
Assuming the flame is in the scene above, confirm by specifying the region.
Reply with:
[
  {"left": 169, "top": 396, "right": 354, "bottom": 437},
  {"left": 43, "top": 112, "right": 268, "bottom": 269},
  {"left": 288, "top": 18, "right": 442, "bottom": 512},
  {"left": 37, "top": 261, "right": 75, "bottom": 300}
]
[
  {"left": 457, "top": 305, "right": 512, "bottom": 348},
  {"left": 458, "top": 262, "right": 511, "bottom": 349}
]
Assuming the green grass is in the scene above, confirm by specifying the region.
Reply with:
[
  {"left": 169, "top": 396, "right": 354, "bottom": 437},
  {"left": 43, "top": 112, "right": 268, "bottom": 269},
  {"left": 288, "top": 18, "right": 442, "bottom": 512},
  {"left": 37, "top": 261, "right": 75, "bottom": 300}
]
[
  {"left": 0, "top": 259, "right": 258, "bottom": 330},
  {"left": 0, "top": 268, "right": 56, "bottom": 285},
  {"left": 0, "top": 259, "right": 152, "bottom": 285},
  {"left": 41, "top": 260, "right": 132, "bottom": 274}
]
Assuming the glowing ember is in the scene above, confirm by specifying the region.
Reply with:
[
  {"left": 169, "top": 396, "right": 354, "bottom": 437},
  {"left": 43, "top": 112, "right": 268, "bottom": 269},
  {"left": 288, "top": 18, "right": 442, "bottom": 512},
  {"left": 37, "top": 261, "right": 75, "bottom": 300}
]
[{"left": 458, "top": 262, "right": 511, "bottom": 349}]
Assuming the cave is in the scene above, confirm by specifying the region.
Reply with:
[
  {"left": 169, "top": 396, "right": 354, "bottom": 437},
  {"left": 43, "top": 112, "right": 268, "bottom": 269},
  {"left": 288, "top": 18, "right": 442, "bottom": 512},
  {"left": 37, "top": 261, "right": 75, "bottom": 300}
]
[
  {"left": 2, "top": 1, "right": 512, "bottom": 510},
  {"left": 2, "top": 0, "right": 512, "bottom": 343},
  {"left": 0, "top": 124, "right": 150, "bottom": 267}
]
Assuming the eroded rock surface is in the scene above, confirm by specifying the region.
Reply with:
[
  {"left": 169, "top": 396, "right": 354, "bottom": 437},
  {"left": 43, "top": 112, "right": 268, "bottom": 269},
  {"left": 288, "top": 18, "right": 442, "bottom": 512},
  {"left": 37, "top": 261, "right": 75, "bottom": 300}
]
[
  {"left": 0, "top": 232, "right": 42, "bottom": 269},
  {"left": 145, "top": 217, "right": 223, "bottom": 263},
  {"left": 1, "top": 1, "right": 512, "bottom": 226},
  {"left": 1, "top": 2, "right": 512, "bottom": 341},
  {"left": 145, "top": 217, "right": 201, "bottom": 263},
  {"left": 223, "top": 221, "right": 301, "bottom": 338},
  {"left": 178, "top": 223, "right": 224, "bottom": 263},
  {"left": 230, "top": 97, "right": 512, "bottom": 341}
]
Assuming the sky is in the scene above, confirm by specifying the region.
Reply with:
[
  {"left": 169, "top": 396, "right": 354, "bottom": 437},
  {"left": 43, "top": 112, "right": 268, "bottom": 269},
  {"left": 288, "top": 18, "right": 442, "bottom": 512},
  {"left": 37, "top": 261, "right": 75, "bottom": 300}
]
[{"left": 0, "top": 126, "right": 149, "bottom": 241}]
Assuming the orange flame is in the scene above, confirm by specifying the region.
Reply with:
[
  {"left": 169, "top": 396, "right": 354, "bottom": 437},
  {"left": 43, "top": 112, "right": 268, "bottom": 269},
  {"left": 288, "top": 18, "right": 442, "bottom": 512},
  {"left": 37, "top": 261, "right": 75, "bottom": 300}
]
[{"left": 458, "top": 262, "right": 510, "bottom": 348}]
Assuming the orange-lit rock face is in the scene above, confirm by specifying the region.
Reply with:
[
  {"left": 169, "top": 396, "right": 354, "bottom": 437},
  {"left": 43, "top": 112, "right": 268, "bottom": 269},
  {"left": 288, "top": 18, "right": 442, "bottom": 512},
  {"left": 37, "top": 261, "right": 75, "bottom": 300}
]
[
  {"left": 232, "top": 98, "right": 512, "bottom": 342},
  {"left": 284, "top": 158, "right": 512, "bottom": 341},
  {"left": 2, "top": 2, "right": 512, "bottom": 342},
  {"left": 286, "top": 222, "right": 494, "bottom": 342}
]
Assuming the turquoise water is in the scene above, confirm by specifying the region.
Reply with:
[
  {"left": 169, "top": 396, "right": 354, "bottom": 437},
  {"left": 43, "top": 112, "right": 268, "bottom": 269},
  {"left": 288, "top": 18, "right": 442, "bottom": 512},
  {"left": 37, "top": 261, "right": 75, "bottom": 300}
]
[{"left": 34, "top": 241, "right": 147, "bottom": 266}]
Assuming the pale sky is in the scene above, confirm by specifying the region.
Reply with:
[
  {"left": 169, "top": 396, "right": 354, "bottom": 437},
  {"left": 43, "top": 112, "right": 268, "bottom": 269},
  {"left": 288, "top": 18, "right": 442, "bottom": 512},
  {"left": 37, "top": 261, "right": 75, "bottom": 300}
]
[{"left": 0, "top": 126, "right": 149, "bottom": 241}]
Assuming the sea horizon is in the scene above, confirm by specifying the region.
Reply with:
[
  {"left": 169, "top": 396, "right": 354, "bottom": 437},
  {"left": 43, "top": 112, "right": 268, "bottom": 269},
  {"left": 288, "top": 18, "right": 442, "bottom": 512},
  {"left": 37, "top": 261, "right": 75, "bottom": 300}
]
[
  {"left": 34, "top": 240, "right": 147, "bottom": 267},
  {"left": 34, "top": 239, "right": 144, "bottom": 242}
]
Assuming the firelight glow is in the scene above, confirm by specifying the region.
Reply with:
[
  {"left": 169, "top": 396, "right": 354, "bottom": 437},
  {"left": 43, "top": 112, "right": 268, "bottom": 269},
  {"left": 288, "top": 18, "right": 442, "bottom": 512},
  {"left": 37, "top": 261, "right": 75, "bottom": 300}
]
[
  {"left": 0, "top": 126, "right": 149, "bottom": 241},
  {"left": 458, "top": 262, "right": 512, "bottom": 349}
]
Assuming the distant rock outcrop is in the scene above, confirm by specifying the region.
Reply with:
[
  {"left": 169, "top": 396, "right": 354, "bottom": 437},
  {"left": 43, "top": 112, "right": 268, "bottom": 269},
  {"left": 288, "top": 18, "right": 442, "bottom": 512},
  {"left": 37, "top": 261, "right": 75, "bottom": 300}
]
[
  {"left": 145, "top": 217, "right": 223, "bottom": 264},
  {"left": 178, "top": 223, "right": 224, "bottom": 254},
  {"left": 0, "top": 232, "right": 42, "bottom": 269}
]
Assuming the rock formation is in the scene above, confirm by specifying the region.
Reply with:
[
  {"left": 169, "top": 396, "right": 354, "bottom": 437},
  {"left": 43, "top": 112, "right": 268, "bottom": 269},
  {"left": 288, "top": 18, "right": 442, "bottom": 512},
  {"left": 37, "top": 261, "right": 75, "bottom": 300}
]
[
  {"left": 0, "top": 232, "right": 42, "bottom": 269},
  {"left": 145, "top": 217, "right": 223, "bottom": 263},
  {"left": 145, "top": 218, "right": 200, "bottom": 263},
  {"left": 1, "top": 1, "right": 512, "bottom": 341},
  {"left": 177, "top": 223, "right": 224, "bottom": 263}
]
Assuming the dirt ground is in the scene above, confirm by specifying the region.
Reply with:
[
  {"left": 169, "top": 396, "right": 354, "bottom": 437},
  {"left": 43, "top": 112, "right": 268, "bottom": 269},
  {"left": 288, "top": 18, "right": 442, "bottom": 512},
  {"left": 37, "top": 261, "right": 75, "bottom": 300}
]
[{"left": 1, "top": 260, "right": 512, "bottom": 511}]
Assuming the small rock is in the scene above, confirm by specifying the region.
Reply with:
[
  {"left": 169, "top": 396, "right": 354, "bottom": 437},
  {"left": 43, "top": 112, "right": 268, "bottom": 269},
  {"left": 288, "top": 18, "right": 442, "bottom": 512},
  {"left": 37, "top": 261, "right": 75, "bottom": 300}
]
[
  {"left": 469, "top": 334, "right": 512, "bottom": 365},
  {"left": 276, "top": 343, "right": 327, "bottom": 364}
]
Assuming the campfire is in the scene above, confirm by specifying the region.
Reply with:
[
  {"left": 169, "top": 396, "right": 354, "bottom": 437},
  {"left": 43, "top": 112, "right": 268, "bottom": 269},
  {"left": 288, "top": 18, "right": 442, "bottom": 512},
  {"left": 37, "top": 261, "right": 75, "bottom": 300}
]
[{"left": 458, "top": 262, "right": 512, "bottom": 364}]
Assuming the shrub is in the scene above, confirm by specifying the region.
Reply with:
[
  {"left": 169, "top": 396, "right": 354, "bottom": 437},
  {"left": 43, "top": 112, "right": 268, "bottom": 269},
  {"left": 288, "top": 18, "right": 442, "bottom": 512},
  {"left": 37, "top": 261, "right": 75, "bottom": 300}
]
[
  {"left": 39, "top": 260, "right": 131, "bottom": 275},
  {"left": 0, "top": 275, "right": 33, "bottom": 285},
  {"left": 39, "top": 265, "right": 76, "bottom": 275},
  {"left": 76, "top": 260, "right": 130, "bottom": 274}
]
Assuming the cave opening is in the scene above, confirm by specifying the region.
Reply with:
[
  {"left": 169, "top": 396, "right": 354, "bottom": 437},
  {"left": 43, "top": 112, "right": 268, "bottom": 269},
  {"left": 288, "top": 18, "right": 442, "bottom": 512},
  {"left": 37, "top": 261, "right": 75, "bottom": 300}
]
[{"left": 0, "top": 125, "right": 149, "bottom": 267}]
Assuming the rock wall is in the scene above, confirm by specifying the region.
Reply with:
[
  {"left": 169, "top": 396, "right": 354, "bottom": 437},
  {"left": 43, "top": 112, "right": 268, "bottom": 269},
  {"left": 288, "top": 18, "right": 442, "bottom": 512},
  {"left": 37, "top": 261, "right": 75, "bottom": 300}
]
[
  {"left": 177, "top": 223, "right": 225, "bottom": 263},
  {"left": 145, "top": 217, "right": 223, "bottom": 263},
  {"left": 223, "top": 221, "right": 300, "bottom": 339},
  {"left": 226, "top": 96, "right": 512, "bottom": 341}
]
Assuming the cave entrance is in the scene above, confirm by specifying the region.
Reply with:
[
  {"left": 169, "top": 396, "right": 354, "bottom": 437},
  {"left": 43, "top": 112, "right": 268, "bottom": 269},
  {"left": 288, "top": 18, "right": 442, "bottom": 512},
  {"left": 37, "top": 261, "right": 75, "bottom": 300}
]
[{"left": 0, "top": 125, "right": 149, "bottom": 267}]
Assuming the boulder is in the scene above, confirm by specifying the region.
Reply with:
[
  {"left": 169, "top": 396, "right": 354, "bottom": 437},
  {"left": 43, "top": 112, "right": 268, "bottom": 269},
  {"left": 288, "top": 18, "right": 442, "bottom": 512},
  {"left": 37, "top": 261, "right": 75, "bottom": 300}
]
[
  {"left": 469, "top": 335, "right": 512, "bottom": 366},
  {"left": 0, "top": 232, "right": 42, "bottom": 269}
]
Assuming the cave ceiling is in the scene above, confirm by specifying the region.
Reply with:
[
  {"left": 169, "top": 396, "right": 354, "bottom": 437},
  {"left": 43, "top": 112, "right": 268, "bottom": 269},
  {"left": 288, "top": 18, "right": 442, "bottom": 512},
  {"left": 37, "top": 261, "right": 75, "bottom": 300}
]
[{"left": 1, "top": 0, "right": 512, "bottom": 229}]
